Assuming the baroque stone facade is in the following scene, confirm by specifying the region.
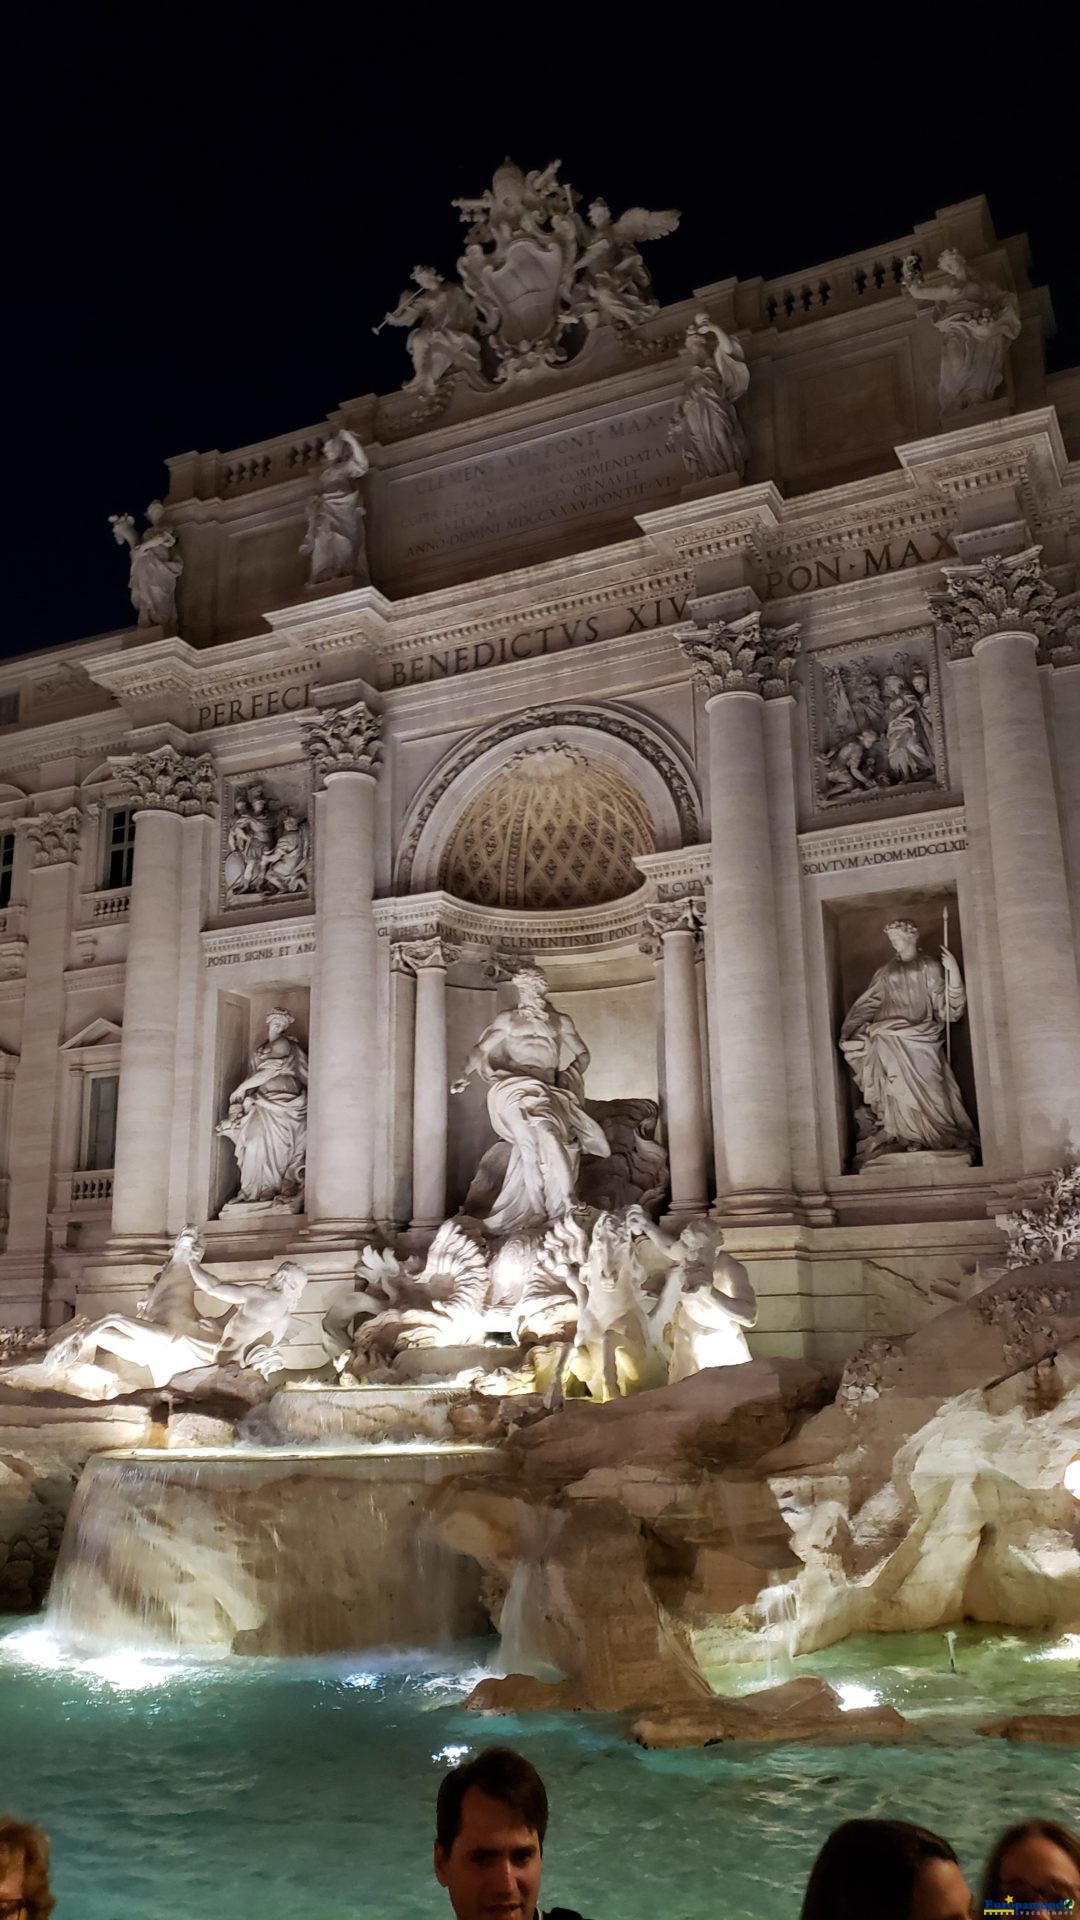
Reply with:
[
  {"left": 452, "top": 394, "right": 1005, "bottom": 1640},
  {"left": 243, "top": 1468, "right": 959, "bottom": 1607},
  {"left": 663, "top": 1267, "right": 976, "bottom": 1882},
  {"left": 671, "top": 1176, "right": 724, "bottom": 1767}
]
[{"left": 0, "top": 187, "right": 1078, "bottom": 1371}]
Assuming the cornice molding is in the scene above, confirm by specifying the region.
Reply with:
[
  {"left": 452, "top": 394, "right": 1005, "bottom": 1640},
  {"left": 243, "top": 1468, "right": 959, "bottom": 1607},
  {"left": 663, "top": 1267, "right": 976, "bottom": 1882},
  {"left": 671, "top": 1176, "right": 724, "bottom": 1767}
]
[{"left": 799, "top": 805, "right": 967, "bottom": 876}]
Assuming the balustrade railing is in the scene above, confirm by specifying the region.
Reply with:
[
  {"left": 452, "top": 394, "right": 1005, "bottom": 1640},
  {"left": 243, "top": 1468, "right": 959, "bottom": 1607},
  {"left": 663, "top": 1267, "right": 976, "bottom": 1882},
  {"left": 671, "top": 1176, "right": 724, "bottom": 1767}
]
[
  {"left": 70, "top": 1170, "right": 113, "bottom": 1206},
  {"left": 87, "top": 888, "right": 131, "bottom": 922}
]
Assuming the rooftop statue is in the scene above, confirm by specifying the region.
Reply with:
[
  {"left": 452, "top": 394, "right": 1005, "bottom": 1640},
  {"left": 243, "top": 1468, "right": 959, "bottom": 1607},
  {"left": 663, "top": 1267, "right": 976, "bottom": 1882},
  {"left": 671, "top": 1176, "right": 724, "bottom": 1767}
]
[
  {"left": 379, "top": 265, "right": 483, "bottom": 399},
  {"left": 839, "top": 919, "right": 977, "bottom": 1168},
  {"left": 300, "top": 429, "right": 370, "bottom": 586},
  {"left": 901, "top": 249, "right": 1020, "bottom": 412},
  {"left": 108, "top": 499, "right": 182, "bottom": 631},
  {"left": 383, "top": 161, "right": 679, "bottom": 393},
  {"left": 451, "top": 965, "right": 610, "bottom": 1236},
  {"left": 668, "top": 311, "right": 750, "bottom": 481}
]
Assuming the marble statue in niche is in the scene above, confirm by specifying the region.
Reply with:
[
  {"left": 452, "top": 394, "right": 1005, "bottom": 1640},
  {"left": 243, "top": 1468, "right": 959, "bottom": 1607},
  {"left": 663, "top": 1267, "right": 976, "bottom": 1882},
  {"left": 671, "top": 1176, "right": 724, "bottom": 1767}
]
[
  {"left": 815, "top": 650, "right": 936, "bottom": 805},
  {"left": 451, "top": 965, "right": 610, "bottom": 1236},
  {"left": 300, "top": 430, "right": 370, "bottom": 586},
  {"left": 901, "top": 250, "right": 1020, "bottom": 412},
  {"left": 225, "top": 785, "right": 310, "bottom": 902},
  {"left": 108, "top": 499, "right": 183, "bottom": 630},
  {"left": 385, "top": 160, "right": 679, "bottom": 393},
  {"left": 217, "top": 1008, "right": 308, "bottom": 1214},
  {"left": 0, "top": 1228, "right": 308, "bottom": 1396},
  {"left": 839, "top": 920, "right": 976, "bottom": 1169},
  {"left": 668, "top": 312, "right": 750, "bottom": 481}
]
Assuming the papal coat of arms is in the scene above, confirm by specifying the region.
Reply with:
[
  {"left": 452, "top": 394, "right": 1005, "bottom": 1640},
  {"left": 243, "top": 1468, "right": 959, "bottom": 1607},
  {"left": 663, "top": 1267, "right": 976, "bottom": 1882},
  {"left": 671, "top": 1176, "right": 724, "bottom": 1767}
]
[{"left": 380, "top": 158, "right": 679, "bottom": 396}]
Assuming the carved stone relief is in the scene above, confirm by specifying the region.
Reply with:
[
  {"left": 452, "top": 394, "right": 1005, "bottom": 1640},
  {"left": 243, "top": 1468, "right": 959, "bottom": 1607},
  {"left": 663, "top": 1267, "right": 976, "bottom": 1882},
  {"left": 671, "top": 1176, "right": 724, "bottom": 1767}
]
[
  {"left": 808, "top": 631, "right": 944, "bottom": 811},
  {"left": 221, "top": 766, "right": 312, "bottom": 909}
]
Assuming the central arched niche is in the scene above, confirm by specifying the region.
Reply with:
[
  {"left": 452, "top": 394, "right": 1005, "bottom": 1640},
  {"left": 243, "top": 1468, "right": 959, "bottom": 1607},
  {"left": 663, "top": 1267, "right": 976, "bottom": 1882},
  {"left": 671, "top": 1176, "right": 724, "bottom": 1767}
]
[{"left": 439, "top": 742, "right": 655, "bottom": 910}]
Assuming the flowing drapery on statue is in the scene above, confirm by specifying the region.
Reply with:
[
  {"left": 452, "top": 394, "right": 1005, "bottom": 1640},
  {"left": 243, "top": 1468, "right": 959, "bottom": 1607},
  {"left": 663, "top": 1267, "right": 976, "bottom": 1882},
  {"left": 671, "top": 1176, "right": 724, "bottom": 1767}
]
[
  {"left": 839, "top": 920, "right": 976, "bottom": 1167},
  {"left": 452, "top": 966, "right": 609, "bottom": 1235},
  {"left": 217, "top": 1008, "right": 308, "bottom": 1213}
]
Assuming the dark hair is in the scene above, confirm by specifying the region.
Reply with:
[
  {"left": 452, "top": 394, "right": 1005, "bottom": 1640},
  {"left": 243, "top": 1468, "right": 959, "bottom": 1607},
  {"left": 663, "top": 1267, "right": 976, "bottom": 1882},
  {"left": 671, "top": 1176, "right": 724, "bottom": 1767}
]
[
  {"left": 801, "top": 1818, "right": 959, "bottom": 1920},
  {"left": 0, "top": 1819, "right": 56, "bottom": 1919},
  {"left": 980, "top": 1819, "right": 1080, "bottom": 1911},
  {"left": 435, "top": 1748, "right": 548, "bottom": 1855}
]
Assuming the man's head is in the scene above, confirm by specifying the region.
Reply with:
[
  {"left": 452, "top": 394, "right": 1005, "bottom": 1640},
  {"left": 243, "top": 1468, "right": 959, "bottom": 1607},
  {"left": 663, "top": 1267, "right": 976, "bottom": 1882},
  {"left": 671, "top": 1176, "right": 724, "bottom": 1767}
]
[
  {"left": 0, "top": 1820, "right": 55, "bottom": 1919},
  {"left": 512, "top": 967, "right": 549, "bottom": 1010},
  {"left": 434, "top": 1748, "right": 546, "bottom": 1920}
]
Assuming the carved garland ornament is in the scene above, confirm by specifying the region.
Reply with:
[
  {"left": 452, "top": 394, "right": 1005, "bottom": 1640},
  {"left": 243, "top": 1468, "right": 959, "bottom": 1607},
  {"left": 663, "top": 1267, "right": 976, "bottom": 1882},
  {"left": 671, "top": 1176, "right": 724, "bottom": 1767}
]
[
  {"left": 303, "top": 700, "right": 383, "bottom": 786},
  {"left": 929, "top": 546, "right": 1063, "bottom": 660},
  {"left": 110, "top": 745, "right": 217, "bottom": 816},
  {"left": 679, "top": 612, "right": 802, "bottom": 699},
  {"left": 395, "top": 706, "right": 699, "bottom": 893},
  {"left": 25, "top": 807, "right": 83, "bottom": 867}
]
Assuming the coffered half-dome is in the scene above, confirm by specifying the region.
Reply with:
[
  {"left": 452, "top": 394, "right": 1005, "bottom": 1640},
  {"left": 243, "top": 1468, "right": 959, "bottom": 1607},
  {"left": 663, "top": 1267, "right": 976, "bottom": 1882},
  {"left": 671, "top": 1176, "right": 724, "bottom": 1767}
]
[{"left": 440, "top": 742, "right": 655, "bottom": 910}]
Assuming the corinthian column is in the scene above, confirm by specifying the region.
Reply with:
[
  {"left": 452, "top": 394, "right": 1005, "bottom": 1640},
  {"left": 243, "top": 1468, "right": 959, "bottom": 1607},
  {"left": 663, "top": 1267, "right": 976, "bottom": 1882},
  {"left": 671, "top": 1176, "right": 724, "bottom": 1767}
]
[
  {"left": 681, "top": 613, "right": 800, "bottom": 1217},
  {"left": 645, "top": 898, "right": 708, "bottom": 1219},
  {"left": 304, "top": 700, "right": 382, "bottom": 1233},
  {"left": 401, "top": 937, "right": 453, "bottom": 1230},
  {"left": 934, "top": 549, "right": 1080, "bottom": 1169},
  {"left": 0, "top": 810, "right": 83, "bottom": 1316},
  {"left": 110, "top": 747, "right": 216, "bottom": 1246}
]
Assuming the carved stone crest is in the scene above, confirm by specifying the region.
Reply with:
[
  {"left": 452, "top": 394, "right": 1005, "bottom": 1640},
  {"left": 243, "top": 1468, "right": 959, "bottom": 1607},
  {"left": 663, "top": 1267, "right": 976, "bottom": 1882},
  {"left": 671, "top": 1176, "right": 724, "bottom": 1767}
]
[{"left": 383, "top": 159, "right": 679, "bottom": 395}]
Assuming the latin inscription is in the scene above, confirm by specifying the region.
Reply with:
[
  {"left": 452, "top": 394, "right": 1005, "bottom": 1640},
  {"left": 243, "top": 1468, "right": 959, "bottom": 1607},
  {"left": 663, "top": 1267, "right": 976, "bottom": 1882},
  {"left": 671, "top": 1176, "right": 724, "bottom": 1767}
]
[
  {"left": 383, "top": 404, "right": 683, "bottom": 576},
  {"left": 197, "top": 682, "right": 313, "bottom": 730},
  {"left": 207, "top": 938, "right": 316, "bottom": 968},
  {"left": 384, "top": 594, "right": 689, "bottom": 688},
  {"left": 763, "top": 529, "right": 952, "bottom": 599}
]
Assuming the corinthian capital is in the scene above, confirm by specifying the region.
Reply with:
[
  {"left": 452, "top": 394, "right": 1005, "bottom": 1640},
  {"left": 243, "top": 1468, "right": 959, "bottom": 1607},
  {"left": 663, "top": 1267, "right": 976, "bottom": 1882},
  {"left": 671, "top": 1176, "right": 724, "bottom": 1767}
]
[
  {"left": 930, "top": 546, "right": 1060, "bottom": 659},
  {"left": 396, "top": 935, "right": 459, "bottom": 973},
  {"left": 303, "top": 699, "right": 383, "bottom": 786},
  {"left": 25, "top": 806, "right": 82, "bottom": 867},
  {"left": 679, "top": 611, "right": 801, "bottom": 699},
  {"left": 110, "top": 744, "right": 217, "bottom": 816},
  {"left": 644, "top": 895, "right": 705, "bottom": 941}
]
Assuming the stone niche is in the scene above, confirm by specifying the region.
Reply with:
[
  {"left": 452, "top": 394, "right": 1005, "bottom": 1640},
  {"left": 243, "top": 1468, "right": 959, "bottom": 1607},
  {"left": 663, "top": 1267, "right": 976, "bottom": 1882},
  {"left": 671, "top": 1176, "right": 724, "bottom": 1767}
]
[
  {"left": 209, "top": 986, "right": 310, "bottom": 1220},
  {"left": 823, "top": 887, "right": 978, "bottom": 1175},
  {"left": 444, "top": 961, "right": 658, "bottom": 1216}
]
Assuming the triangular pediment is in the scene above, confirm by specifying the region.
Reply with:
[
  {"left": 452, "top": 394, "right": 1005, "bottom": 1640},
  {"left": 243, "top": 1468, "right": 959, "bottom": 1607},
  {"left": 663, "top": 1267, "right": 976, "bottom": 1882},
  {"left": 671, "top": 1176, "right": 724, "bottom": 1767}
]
[{"left": 62, "top": 1017, "right": 123, "bottom": 1050}]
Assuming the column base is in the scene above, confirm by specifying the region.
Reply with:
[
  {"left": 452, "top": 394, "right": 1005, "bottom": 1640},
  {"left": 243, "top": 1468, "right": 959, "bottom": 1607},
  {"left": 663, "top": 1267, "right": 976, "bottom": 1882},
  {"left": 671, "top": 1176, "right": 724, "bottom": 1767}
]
[
  {"left": 660, "top": 1199, "right": 711, "bottom": 1232},
  {"left": 297, "top": 1217, "right": 377, "bottom": 1250},
  {"left": 712, "top": 1188, "right": 805, "bottom": 1227}
]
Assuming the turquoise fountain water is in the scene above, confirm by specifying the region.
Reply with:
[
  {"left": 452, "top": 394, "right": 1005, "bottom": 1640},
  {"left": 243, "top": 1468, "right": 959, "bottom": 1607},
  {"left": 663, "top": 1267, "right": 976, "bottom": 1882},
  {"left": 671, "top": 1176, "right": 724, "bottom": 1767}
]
[{"left": 1, "top": 1618, "right": 1077, "bottom": 1920}]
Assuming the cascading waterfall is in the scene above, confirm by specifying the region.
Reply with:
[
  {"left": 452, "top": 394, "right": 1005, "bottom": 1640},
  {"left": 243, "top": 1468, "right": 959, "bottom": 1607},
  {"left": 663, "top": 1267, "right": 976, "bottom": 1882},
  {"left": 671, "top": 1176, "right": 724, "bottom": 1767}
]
[{"left": 47, "top": 1444, "right": 500, "bottom": 1657}]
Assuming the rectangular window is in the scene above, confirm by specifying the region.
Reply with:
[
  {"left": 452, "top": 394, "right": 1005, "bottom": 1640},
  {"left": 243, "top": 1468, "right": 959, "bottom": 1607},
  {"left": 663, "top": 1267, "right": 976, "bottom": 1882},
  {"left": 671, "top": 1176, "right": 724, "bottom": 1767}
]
[
  {"left": 105, "top": 808, "right": 136, "bottom": 889},
  {"left": 0, "top": 832, "right": 13, "bottom": 909},
  {"left": 85, "top": 1075, "right": 119, "bottom": 1170},
  {"left": 0, "top": 693, "right": 19, "bottom": 728}
]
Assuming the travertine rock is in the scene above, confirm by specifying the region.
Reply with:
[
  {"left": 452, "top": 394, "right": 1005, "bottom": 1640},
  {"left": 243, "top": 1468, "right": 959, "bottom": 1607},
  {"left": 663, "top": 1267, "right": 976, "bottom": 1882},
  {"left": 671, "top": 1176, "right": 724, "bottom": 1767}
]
[
  {"left": 630, "top": 1675, "right": 909, "bottom": 1747},
  {"left": 980, "top": 1713, "right": 1080, "bottom": 1746}
]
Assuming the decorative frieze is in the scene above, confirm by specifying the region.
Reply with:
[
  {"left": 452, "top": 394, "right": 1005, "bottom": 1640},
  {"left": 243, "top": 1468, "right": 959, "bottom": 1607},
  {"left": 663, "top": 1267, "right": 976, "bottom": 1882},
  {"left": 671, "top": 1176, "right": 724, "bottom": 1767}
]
[
  {"left": 110, "top": 744, "right": 217, "bottom": 816},
  {"left": 24, "top": 807, "right": 82, "bottom": 868},
  {"left": 930, "top": 547, "right": 1060, "bottom": 659},
  {"left": 679, "top": 612, "right": 801, "bottom": 699},
  {"left": 303, "top": 700, "right": 383, "bottom": 785},
  {"left": 202, "top": 919, "right": 316, "bottom": 970},
  {"left": 808, "top": 629, "right": 944, "bottom": 811},
  {"left": 799, "top": 806, "right": 967, "bottom": 876}
]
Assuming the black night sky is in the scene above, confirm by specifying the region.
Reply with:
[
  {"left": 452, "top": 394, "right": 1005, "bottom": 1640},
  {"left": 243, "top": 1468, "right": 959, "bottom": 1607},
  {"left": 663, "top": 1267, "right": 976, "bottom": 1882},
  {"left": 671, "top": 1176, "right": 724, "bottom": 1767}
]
[{"left": 4, "top": 26, "right": 1076, "bottom": 659}]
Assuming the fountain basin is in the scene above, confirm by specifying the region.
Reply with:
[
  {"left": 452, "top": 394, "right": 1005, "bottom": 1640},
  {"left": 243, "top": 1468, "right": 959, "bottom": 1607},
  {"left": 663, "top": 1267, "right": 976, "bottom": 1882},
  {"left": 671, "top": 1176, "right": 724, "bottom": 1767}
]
[{"left": 48, "top": 1444, "right": 501, "bottom": 1657}]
